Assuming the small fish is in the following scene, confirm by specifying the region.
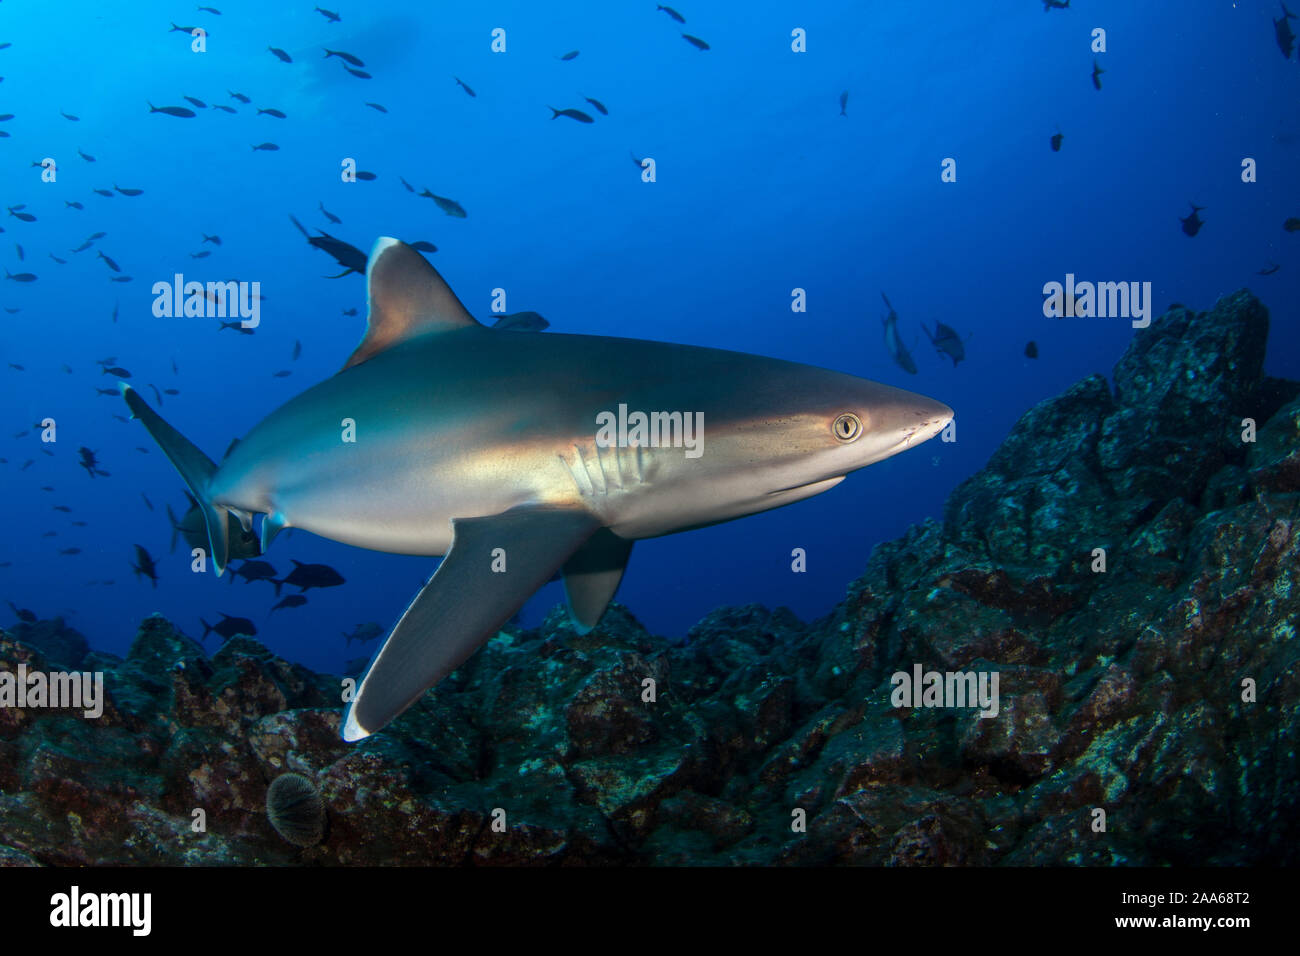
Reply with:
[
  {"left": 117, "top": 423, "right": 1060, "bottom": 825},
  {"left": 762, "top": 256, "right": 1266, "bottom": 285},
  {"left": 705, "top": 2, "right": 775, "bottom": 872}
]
[
  {"left": 147, "top": 382, "right": 162, "bottom": 404},
  {"left": 343, "top": 621, "right": 383, "bottom": 645},
  {"left": 252, "top": 142, "right": 280, "bottom": 151},
  {"left": 1258, "top": 263, "right": 1280, "bottom": 275},
  {"left": 1024, "top": 340, "right": 1039, "bottom": 359},
  {"left": 324, "top": 48, "right": 365, "bottom": 67},
  {"left": 212, "top": 104, "right": 236, "bottom": 113},
  {"left": 61, "top": 111, "right": 79, "bottom": 121},
  {"left": 1275, "top": 3, "right": 1297, "bottom": 59},
  {"left": 455, "top": 76, "right": 476, "bottom": 97},
  {"left": 257, "top": 107, "right": 286, "bottom": 118},
  {"left": 365, "top": 102, "right": 388, "bottom": 113},
  {"left": 6, "top": 362, "right": 23, "bottom": 369},
  {"left": 4, "top": 270, "right": 36, "bottom": 282},
  {"left": 399, "top": 176, "right": 416, "bottom": 193},
  {"left": 583, "top": 95, "right": 608, "bottom": 115},
  {"left": 408, "top": 240, "right": 437, "bottom": 253},
  {"left": 342, "top": 308, "right": 358, "bottom": 316},
  {"left": 102, "top": 365, "right": 131, "bottom": 378},
  {"left": 190, "top": 250, "right": 211, "bottom": 259},
  {"left": 88, "top": 231, "right": 107, "bottom": 240},
  {"left": 49, "top": 253, "right": 66, "bottom": 264},
  {"left": 135, "top": 446, "right": 150, "bottom": 453},
  {"left": 839, "top": 90, "right": 848, "bottom": 116},
  {"left": 8, "top": 602, "right": 37, "bottom": 624},
  {"left": 548, "top": 106, "right": 594, "bottom": 123},
  {"left": 198, "top": 5, "right": 222, "bottom": 13},
  {"left": 420, "top": 190, "right": 467, "bottom": 217},
  {"left": 65, "top": 200, "right": 84, "bottom": 209},
  {"left": 880, "top": 292, "right": 917, "bottom": 375},
  {"left": 201, "top": 613, "right": 256, "bottom": 642},
  {"left": 1180, "top": 203, "right": 1205, "bottom": 237},
  {"left": 491, "top": 311, "right": 549, "bottom": 332},
  {"left": 355, "top": 170, "right": 377, "bottom": 181},
  {"left": 316, "top": 7, "right": 341, "bottom": 23},
  {"left": 230, "top": 559, "right": 278, "bottom": 586},
  {"left": 98, "top": 250, "right": 121, "bottom": 272},
  {"left": 8, "top": 207, "right": 36, "bottom": 222},
  {"left": 15, "top": 243, "right": 22, "bottom": 259},
  {"left": 1091, "top": 58, "right": 1104, "bottom": 90},
  {"left": 114, "top": 184, "right": 144, "bottom": 196},
  {"left": 77, "top": 149, "right": 95, "bottom": 162},
  {"left": 292, "top": 340, "right": 302, "bottom": 360},
  {"left": 59, "top": 548, "right": 82, "bottom": 556},
  {"left": 71, "top": 521, "right": 87, "bottom": 527},
  {"left": 95, "top": 387, "right": 117, "bottom": 396},
  {"left": 657, "top": 5, "right": 686, "bottom": 23},
  {"left": 220, "top": 320, "right": 255, "bottom": 334},
  {"left": 1050, "top": 127, "right": 1063, "bottom": 151},
  {"left": 110, "top": 275, "right": 133, "bottom": 283},
  {"left": 1042, "top": 0, "right": 1070, "bottom": 9},
  {"left": 3, "top": 307, "right": 20, "bottom": 313},
  {"left": 1284, "top": 217, "right": 1300, "bottom": 232},
  {"left": 140, "top": 492, "right": 154, "bottom": 512},
  {"left": 345, "top": 66, "right": 372, "bottom": 79},
  {"left": 229, "top": 91, "right": 251, "bottom": 103},
  {"left": 79, "top": 446, "right": 109, "bottom": 478},
  {"left": 202, "top": 234, "right": 222, "bottom": 245},
  {"left": 269, "top": 594, "right": 308, "bottom": 615},
  {"left": 319, "top": 201, "right": 341, "bottom": 224},
  {"left": 682, "top": 33, "right": 710, "bottom": 50},
  {"left": 0, "top": 113, "right": 13, "bottom": 121},
  {"left": 274, "top": 560, "right": 345, "bottom": 596},
  {"left": 922, "top": 321, "right": 966, "bottom": 367},
  {"left": 148, "top": 102, "right": 197, "bottom": 118},
  {"left": 169, "top": 22, "right": 199, "bottom": 33},
  {"left": 183, "top": 96, "right": 207, "bottom": 109},
  {"left": 269, "top": 46, "right": 293, "bottom": 63},
  {"left": 93, "top": 188, "right": 114, "bottom": 197},
  {"left": 272, "top": 370, "right": 292, "bottom": 378},
  {"left": 164, "top": 388, "right": 180, "bottom": 396}
]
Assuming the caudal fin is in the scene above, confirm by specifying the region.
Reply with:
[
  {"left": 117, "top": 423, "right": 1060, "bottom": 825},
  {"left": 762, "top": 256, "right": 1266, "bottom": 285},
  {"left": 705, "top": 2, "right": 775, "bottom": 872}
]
[{"left": 120, "top": 384, "right": 232, "bottom": 575}]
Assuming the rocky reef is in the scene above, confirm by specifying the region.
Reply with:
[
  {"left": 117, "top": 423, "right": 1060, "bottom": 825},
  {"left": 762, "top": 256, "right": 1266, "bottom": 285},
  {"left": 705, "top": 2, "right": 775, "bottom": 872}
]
[{"left": 1, "top": 290, "right": 1296, "bottom": 865}]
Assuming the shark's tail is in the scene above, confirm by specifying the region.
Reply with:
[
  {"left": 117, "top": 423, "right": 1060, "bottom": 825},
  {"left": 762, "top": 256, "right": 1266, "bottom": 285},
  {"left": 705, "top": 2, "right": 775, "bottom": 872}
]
[{"left": 120, "top": 383, "right": 232, "bottom": 575}]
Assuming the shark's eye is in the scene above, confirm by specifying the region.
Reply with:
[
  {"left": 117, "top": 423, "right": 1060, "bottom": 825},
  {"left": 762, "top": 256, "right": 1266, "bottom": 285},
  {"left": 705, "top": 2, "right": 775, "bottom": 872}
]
[{"left": 832, "top": 413, "right": 862, "bottom": 442}]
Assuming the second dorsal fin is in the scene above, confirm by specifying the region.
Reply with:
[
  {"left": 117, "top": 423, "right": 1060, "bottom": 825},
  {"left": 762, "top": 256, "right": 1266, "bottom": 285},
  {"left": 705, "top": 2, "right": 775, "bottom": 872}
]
[{"left": 343, "top": 237, "right": 479, "bottom": 370}]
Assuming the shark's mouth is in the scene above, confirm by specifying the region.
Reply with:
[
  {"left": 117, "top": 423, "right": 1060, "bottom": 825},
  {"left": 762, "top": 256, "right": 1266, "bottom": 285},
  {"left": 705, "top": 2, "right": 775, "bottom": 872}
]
[{"left": 766, "top": 475, "right": 846, "bottom": 497}]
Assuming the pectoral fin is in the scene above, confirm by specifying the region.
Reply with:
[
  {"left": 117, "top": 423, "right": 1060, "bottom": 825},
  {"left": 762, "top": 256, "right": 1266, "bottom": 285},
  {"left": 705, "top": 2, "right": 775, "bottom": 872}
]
[
  {"left": 341, "top": 508, "right": 601, "bottom": 741},
  {"left": 562, "top": 528, "right": 633, "bottom": 633}
]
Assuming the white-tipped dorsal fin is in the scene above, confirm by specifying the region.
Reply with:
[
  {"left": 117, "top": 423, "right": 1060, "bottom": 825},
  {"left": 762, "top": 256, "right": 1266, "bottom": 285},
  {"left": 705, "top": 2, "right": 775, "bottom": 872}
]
[{"left": 343, "top": 237, "right": 479, "bottom": 370}]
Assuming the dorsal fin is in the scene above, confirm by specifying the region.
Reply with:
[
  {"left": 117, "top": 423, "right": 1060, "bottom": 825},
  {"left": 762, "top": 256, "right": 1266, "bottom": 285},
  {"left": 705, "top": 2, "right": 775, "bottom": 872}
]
[{"left": 343, "top": 237, "right": 479, "bottom": 370}]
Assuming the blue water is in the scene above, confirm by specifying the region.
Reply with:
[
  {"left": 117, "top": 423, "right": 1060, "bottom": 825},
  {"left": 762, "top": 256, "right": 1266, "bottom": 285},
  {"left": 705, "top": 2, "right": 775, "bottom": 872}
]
[{"left": 1, "top": 0, "right": 1296, "bottom": 673}]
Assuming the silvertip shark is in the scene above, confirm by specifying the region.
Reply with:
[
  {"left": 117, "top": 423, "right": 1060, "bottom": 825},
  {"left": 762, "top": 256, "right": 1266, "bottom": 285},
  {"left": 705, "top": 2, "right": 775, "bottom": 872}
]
[{"left": 122, "top": 238, "right": 953, "bottom": 741}]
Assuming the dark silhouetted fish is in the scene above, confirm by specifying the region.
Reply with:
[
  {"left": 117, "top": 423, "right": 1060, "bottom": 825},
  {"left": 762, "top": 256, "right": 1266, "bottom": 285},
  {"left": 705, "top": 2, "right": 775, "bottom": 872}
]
[
  {"left": 269, "top": 594, "right": 308, "bottom": 615},
  {"left": 419, "top": 190, "right": 467, "bottom": 217},
  {"left": 191, "top": 251, "right": 211, "bottom": 259},
  {"left": 316, "top": 6, "right": 341, "bottom": 23},
  {"left": 399, "top": 176, "right": 416, "bottom": 193},
  {"left": 148, "top": 102, "right": 196, "bottom": 118},
  {"left": 49, "top": 253, "right": 66, "bottom": 264},
  {"left": 95, "top": 387, "right": 117, "bottom": 396},
  {"left": 212, "top": 104, "right": 236, "bottom": 113},
  {"left": 53, "top": 505, "right": 71, "bottom": 512},
  {"left": 1284, "top": 217, "right": 1300, "bottom": 232},
  {"left": 169, "top": 22, "right": 199, "bottom": 33},
  {"left": 183, "top": 96, "right": 207, "bottom": 109},
  {"left": 198, "top": 5, "right": 222, "bottom": 14},
  {"left": 549, "top": 105, "right": 594, "bottom": 123},
  {"left": 274, "top": 560, "right": 345, "bottom": 596},
  {"left": 269, "top": 46, "right": 293, "bottom": 63},
  {"left": 61, "top": 111, "right": 79, "bottom": 121},
  {"left": 491, "top": 311, "right": 550, "bottom": 332},
  {"left": 1025, "top": 340, "right": 1039, "bottom": 359},
  {"left": 683, "top": 33, "right": 710, "bottom": 50},
  {"left": 923, "top": 321, "right": 965, "bottom": 367},
  {"left": 408, "top": 240, "right": 437, "bottom": 253},
  {"left": 252, "top": 142, "right": 280, "bottom": 151},
  {"left": 840, "top": 90, "right": 848, "bottom": 116},
  {"left": 1042, "top": 0, "right": 1070, "bottom": 9},
  {"left": 201, "top": 613, "right": 256, "bottom": 642},
  {"left": 343, "top": 621, "right": 383, "bottom": 645},
  {"left": 880, "top": 292, "right": 917, "bottom": 375},
  {"left": 257, "top": 107, "right": 286, "bottom": 118},
  {"left": 355, "top": 170, "right": 377, "bottom": 181},
  {"left": 101, "top": 366, "right": 131, "bottom": 378},
  {"left": 79, "top": 446, "right": 110, "bottom": 477},
  {"left": 319, "top": 201, "right": 341, "bottom": 223},
  {"left": 219, "top": 320, "right": 255, "bottom": 334},
  {"left": 114, "top": 184, "right": 144, "bottom": 196},
  {"left": 98, "top": 251, "right": 121, "bottom": 271},
  {"left": 345, "top": 66, "right": 371, "bottom": 79},
  {"left": 202, "top": 234, "right": 222, "bottom": 245},
  {"left": 583, "top": 95, "right": 608, "bottom": 115},
  {"left": 77, "top": 149, "right": 95, "bottom": 162},
  {"left": 230, "top": 559, "right": 277, "bottom": 586},
  {"left": 658, "top": 5, "right": 686, "bottom": 23},
  {"left": 140, "top": 492, "right": 154, "bottom": 511},
  {"left": 4, "top": 270, "right": 36, "bottom": 282},
  {"left": 292, "top": 340, "right": 302, "bottom": 360},
  {"left": 93, "top": 188, "right": 114, "bottom": 197},
  {"left": 59, "top": 548, "right": 82, "bottom": 556},
  {"left": 1180, "top": 203, "right": 1205, "bottom": 236},
  {"left": 290, "top": 215, "right": 368, "bottom": 275},
  {"left": 1091, "top": 58, "right": 1104, "bottom": 90},
  {"left": 324, "top": 48, "right": 365, "bottom": 67},
  {"left": 272, "top": 370, "right": 291, "bottom": 378},
  {"left": 164, "top": 388, "right": 179, "bottom": 396},
  {"left": 0, "top": 114, "right": 12, "bottom": 121},
  {"left": 558, "top": 50, "right": 579, "bottom": 61},
  {"left": 110, "top": 276, "right": 133, "bottom": 283},
  {"left": 1258, "top": 263, "right": 1280, "bottom": 275},
  {"left": 1051, "top": 127, "right": 1063, "bottom": 151},
  {"left": 454, "top": 76, "right": 476, "bottom": 97},
  {"left": 229, "top": 91, "right": 250, "bottom": 103},
  {"left": 1276, "top": 3, "right": 1296, "bottom": 58},
  {"left": 8, "top": 602, "right": 37, "bottom": 623},
  {"left": 65, "top": 200, "right": 84, "bottom": 209},
  {"left": 15, "top": 243, "right": 22, "bottom": 260},
  {"left": 132, "top": 544, "right": 158, "bottom": 587},
  {"left": 365, "top": 101, "right": 387, "bottom": 113},
  {"left": 8, "top": 207, "right": 36, "bottom": 221}
]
